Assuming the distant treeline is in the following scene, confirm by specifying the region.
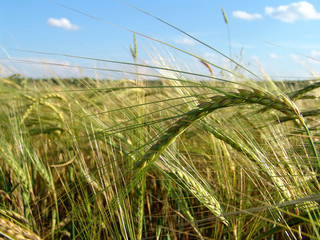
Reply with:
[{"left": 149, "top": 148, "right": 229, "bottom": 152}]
[
  {"left": 2, "top": 74, "right": 165, "bottom": 87},
  {"left": 2, "top": 73, "right": 319, "bottom": 89}
]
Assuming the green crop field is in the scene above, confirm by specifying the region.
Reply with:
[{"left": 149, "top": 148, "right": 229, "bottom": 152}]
[
  {"left": 1, "top": 70, "right": 320, "bottom": 239},
  {"left": 1, "top": 5, "right": 320, "bottom": 240}
]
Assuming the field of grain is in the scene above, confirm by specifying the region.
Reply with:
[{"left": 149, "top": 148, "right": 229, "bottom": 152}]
[
  {"left": 1, "top": 68, "right": 320, "bottom": 239},
  {"left": 2, "top": 3, "right": 320, "bottom": 238}
]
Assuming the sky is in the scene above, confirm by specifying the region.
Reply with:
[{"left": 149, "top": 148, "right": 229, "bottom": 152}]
[{"left": 1, "top": 0, "right": 320, "bottom": 79}]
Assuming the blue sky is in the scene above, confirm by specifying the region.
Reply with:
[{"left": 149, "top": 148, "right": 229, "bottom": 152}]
[{"left": 1, "top": 0, "right": 320, "bottom": 79}]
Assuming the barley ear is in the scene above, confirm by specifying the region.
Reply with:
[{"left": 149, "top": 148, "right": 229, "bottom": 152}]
[
  {"left": 288, "top": 82, "right": 320, "bottom": 100},
  {"left": 221, "top": 7, "right": 229, "bottom": 25},
  {"left": 130, "top": 33, "right": 138, "bottom": 61},
  {"left": 169, "top": 168, "right": 229, "bottom": 226},
  {"left": 0, "top": 217, "right": 42, "bottom": 240}
]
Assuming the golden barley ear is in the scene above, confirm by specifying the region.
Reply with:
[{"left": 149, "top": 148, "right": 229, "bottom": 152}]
[
  {"left": 200, "top": 59, "right": 214, "bottom": 77},
  {"left": 0, "top": 217, "right": 42, "bottom": 240}
]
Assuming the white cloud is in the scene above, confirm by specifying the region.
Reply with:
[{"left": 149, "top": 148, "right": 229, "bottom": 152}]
[
  {"left": 309, "top": 50, "right": 320, "bottom": 63},
  {"left": 252, "top": 55, "right": 260, "bottom": 62},
  {"left": 232, "top": 11, "right": 263, "bottom": 20},
  {"left": 291, "top": 54, "right": 307, "bottom": 66},
  {"left": 290, "top": 54, "right": 299, "bottom": 60},
  {"left": 311, "top": 50, "right": 320, "bottom": 57},
  {"left": 47, "top": 18, "right": 79, "bottom": 30},
  {"left": 265, "top": 1, "right": 320, "bottom": 23},
  {"left": 269, "top": 53, "right": 278, "bottom": 59},
  {"left": 175, "top": 37, "right": 195, "bottom": 46}
]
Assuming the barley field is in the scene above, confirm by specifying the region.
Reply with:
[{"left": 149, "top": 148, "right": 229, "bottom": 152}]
[
  {"left": 1, "top": 66, "right": 320, "bottom": 239},
  {"left": 2, "top": 4, "right": 320, "bottom": 240}
]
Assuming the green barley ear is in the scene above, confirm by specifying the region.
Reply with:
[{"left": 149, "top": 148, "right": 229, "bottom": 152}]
[
  {"left": 288, "top": 81, "right": 320, "bottom": 100},
  {"left": 221, "top": 7, "right": 228, "bottom": 25},
  {"left": 20, "top": 93, "right": 66, "bottom": 125},
  {"left": 130, "top": 33, "right": 138, "bottom": 61},
  {"left": 168, "top": 167, "right": 229, "bottom": 226},
  {"left": 221, "top": 7, "right": 232, "bottom": 58}
]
